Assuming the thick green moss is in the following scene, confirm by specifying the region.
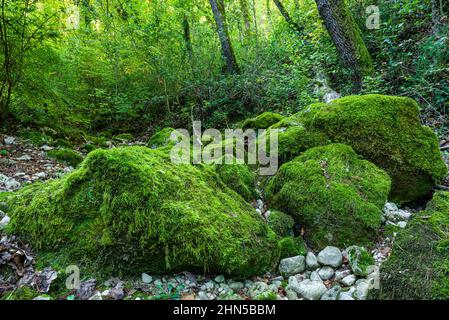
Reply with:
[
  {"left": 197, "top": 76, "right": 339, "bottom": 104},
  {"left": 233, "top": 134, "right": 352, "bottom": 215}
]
[
  {"left": 347, "top": 246, "right": 375, "bottom": 277},
  {"left": 266, "top": 143, "right": 391, "bottom": 249},
  {"left": 213, "top": 156, "right": 257, "bottom": 202},
  {"left": 267, "top": 210, "right": 295, "bottom": 238},
  {"left": 373, "top": 191, "right": 449, "bottom": 300},
  {"left": 6, "top": 147, "right": 279, "bottom": 277},
  {"left": 147, "top": 128, "right": 175, "bottom": 149},
  {"left": 306, "top": 94, "right": 447, "bottom": 203},
  {"left": 242, "top": 112, "right": 285, "bottom": 130},
  {"left": 279, "top": 237, "right": 307, "bottom": 259},
  {"left": 47, "top": 148, "right": 84, "bottom": 167}
]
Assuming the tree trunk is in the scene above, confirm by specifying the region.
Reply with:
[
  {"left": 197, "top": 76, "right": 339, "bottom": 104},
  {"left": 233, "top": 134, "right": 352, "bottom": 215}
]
[
  {"left": 315, "top": 0, "right": 373, "bottom": 93},
  {"left": 183, "top": 15, "right": 193, "bottom": 62},
  {"left": 239, "top": 0, "right": 252, "bottom": 35},
  {"left": 272, "top": 0, "right": 303, "bottom": 36},
  {"left": 432, "top": 0, "right": 442, "bottom": 35},
  {"left": 209, "top": 0, "right": 239, "bottom": 74}
]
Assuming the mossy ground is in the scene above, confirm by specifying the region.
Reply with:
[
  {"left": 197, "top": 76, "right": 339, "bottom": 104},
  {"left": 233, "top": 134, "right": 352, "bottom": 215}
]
[
  {"left": 266, "top": 143, "right": 391, "bottom": 249},
  {"left": 5, "top": 147, "right": 280, "bottom": 278},
  {"left": 372, "top": 191, "right": 449, "bottom": 300},
  {"left": 267, "top": 210, "right": 295, "bottom": 238}
]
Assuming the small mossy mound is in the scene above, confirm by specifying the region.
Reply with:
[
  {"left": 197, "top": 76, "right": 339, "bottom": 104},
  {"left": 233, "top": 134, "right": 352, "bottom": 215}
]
[
  {"left": 373, "top": 191, "right": 449, "bottom": 300},
  {"left": 279, "top": 237, "right": 307, "bottom": 259},
  {"left": 305, "top": 94, "right": 447, "bottom": 203},
  {"left": 347, "top": 246, "right": 375, "bottom": 277},
  {"left": 266, "top": 143, "right": 391, "bottom": 249},
  {"left": 242, "top": 112, "right": 285, "bottom": 130},
  {"left": 47, "top": 148, "right": 84, "bottom": 167},
  {"left": 6, "top": 147, "right": 279, "bottom": 277},
  {"left": 267, "top": 210, "right": 295, "bottom": 238},
  {"left": 147, "top": 128, "right": 175, "bottom": 149},
  {"left": 213, "top": 155, "right": 257, "bottom": 202}
]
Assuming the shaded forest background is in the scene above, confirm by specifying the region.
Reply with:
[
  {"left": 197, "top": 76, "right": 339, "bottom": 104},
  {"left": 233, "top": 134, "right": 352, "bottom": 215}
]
[{"left": 0, "top": 0, "right": 448, "bottom": 145}]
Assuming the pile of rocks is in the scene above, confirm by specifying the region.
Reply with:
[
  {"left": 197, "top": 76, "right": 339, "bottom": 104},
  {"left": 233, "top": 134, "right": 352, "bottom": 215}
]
[{"left": 382, "top": 202, "right": 412, "bottom": 229}]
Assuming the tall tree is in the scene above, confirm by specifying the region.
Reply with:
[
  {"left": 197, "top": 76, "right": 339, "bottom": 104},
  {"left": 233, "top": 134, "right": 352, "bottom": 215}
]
[
  {"left": 209, "top": 0, "right": 239, "bottom": 74},
  {"left": 272, "top": 0, "right": 303, "bottom": 36},
  {"left": 315, "top": 0, "right": 373, "bottom": 93},
  {"left": 239, "top": 0, "right": 252, "bottom": 35},
  {"left": 183, "top": 14, "right": 193, "bottom": 63}
]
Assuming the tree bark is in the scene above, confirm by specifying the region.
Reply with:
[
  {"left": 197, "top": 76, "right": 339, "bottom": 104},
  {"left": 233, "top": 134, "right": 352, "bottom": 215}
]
[
  {"left": 272, "top": 0, "right": 303, "bottom": 36},
  {"left": 183, "top": 15, "right": 193, "bottom": 62},
  {"left": 431, "top": 0, "right": 443, "bottom": 35},
  {"left": 209, "top": 0, "right": 239, "bottom": 74},
  {"left": 239, "top": 0, "right": 252, "bottom": 35},
  {"left": 315, "top": 0, "right": 373, "bottom": 93}
]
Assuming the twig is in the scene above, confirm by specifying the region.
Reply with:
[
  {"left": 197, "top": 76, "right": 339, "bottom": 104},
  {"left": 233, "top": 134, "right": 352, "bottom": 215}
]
[{"left": 440, "top": 146, "right": 449, "bottom": 151}]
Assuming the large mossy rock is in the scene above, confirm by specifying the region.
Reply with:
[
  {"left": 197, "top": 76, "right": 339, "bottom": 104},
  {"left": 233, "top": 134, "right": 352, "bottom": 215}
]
[
  {"left": 266, "top": 144, "right": 391, "bottom": 249},
  {"left": 373, "top": 191, "right": 449, "bottom": 300},
  {"left": 303, "top": 95, "right": 447, "bottom": 203},
  {"left": 5, "top": 147, "right": 279, "bottom": 277},
  {"left": 242, "top": 112, "right": 285, "bottom": 130}
]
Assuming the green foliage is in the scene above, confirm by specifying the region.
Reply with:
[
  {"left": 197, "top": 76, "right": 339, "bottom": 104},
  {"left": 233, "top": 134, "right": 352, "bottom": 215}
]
[
  {"left": 0, "top": 286, "right": 40, "bottom": 301},
  {"left": 6, "top": 147, "right": 279, "bottom": 277},
  {"left": 305, "top": 94, "right": 447, "bottom": 202},
  {"left": 373, "top": 191, "right": 449, "bottom": 300},
  {"left": 47, "top": 149, "right": 84, "bottom": 167},
  {"left": 266, "top": 143, "right": 391, "bottom": 249},
  {"left": 147, "top": 128, "right": 175, "bottom": 149}
]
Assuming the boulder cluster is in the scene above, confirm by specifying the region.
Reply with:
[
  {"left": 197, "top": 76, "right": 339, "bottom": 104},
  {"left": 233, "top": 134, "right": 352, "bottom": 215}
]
[{"left": 1, "top": 94, "right": 448, "bottom": 300}]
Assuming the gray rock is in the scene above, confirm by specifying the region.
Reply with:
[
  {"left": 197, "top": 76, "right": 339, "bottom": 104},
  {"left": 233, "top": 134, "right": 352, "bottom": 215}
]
[
  {"left": 338, "top": 292, "right": 355, "bottom": 300},
  {"left": 334, "top": 269, "right": 352, "bottom": 281},
  {"left": 354, "top": 281, "right": 370, "bottom": 300},
  {"left": 34, "top": 172, "right": 47, "bottom": 179},
  {"left": 214, "top": 275, "right": 225, "bottom": 283},
  {"left": 295, "top": 279, "right": 327, "bottom": 300},
  {"left": 318, "top": 266, "right": 334, "bottom": 280},
  {"left": 198, "top": 291, "right": 211, "bottom": 300},
  {"left": 306, "top": 252, "right": 320, "bottom": 270},
  {"left": 317, "top": 246, "right": 342, "bottom": 268},
  {"left": 279, "top": 255, "right": 306, "bottom": 276},
  {"left": 341, "top": 274, "right": 357, "bottom": 287},
  {"left": 229, "top": 281, "right": 244, "bottom": 291},
  {"left": 41, "top": 145, "right": 54, "bottom": 151},
  {"left": 17, "top": 155, "right": 32, "bottom": 161},
  {"left": 310, "top": 271, "right": 321, "bottom": 281},
  {"left": 321, "top": 285, "right": 342, "bottom": 300},
  {"left": 4, "top": 136, "right": 15, "bottom": 145},
  {"left": 397, "top": 221, "right": 407, "bottom": 228},
  {"left": 0, "top": 215, "right": 10, "bottom": 230},
  {"left": 249, "top": 281, "right": 269, "bottom": 299},
  {"left": 141, "top": 273, "right": 153, "bottom": 284},
  {"left": 285, "top": 288, "right": 299, "bottom": 300}
]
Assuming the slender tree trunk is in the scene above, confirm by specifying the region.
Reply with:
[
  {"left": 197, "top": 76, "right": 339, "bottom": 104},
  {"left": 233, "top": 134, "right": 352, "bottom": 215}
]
[
  {"left": 183, "top": 15, "right": 193, "bottom": 62},
  {"left": 251, "top": 0, "right": 259, "bottom": 49},
  {"left": 209, "top": 0, "right": 239, "bottom": 74},
  {"left": 272, "top": 0, "right": 303, "bottom": 36},
  {"left": 315, "top": 0, "right": 373, "bottom": 93},
  {"left": 239, "top": 0, "right": 252, "bottom": 35},
  {"left": 432, "top": 0, "right": 443, "bottom": 35}
]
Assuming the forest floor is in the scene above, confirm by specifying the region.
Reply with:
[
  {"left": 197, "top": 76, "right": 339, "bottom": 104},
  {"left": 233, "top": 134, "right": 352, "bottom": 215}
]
[{"left": 1, "top": 133, "right": 449, "bottom": 300}]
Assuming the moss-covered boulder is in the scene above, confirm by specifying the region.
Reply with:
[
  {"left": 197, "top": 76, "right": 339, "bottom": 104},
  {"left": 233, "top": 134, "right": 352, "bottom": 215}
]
[
  {"left": 242, "top": 112, "right": 285, "bottom": 130},
  {"left": 213, "top": 156, "right": 257, "bottom": 202},
  {"left": 346, "top": 246, "right": 375, "bottom": 277},
  {"left": 304, "top": 95, "right": 447, "bottom": 203},
  {"left": 147, "top": 128, "right": 175, "bottom": 149},
  {"left": 279, "top": 237, "right": 307, "bottom": 259},
  {"left": 47, "top": 148, "right": 84, "bottom": 167},
  {"left": 5, "top": 147, "right": 279, "bottom": 277},
  {"left": 267, "top": 210, "right": 295, "bottom": 238},
  {"left": 373, "top": 191, "right": 449, "bottom": 300},
  {"left": 266, "top": 144, "right": 391, "bottom": 249}
]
